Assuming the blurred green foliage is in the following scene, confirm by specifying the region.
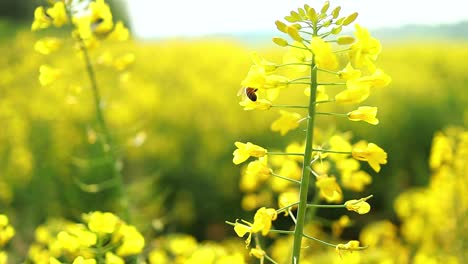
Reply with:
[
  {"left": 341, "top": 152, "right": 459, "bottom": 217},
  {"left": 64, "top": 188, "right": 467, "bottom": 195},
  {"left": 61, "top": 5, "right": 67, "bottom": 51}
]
[{"left": 0, "top": 26, "right": 467, "bottom": 259}]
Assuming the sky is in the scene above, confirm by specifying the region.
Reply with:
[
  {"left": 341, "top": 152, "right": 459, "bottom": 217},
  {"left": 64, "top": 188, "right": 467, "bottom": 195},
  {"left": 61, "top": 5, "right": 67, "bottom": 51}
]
[{"left": 124, "top": 0, "right": 468, "bottom": 38}]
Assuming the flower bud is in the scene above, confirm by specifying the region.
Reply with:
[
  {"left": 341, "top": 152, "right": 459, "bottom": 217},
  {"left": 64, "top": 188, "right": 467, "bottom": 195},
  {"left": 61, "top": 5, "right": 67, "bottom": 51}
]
[
  {"left": 285, "top": 11, "right": 301, "bottom": 22},
  {"left": 337, "top": 35, "right": 355, "bottom": 45},
  {"left": 331, "top": 26, "right": 342, "bottom": 34},
  {"left": 343, "top": 12, "right": 359, "bottom": 25},
  {"left": 307, "top": 7, "right": 317, "bottom": 22},
  {"left": 275, "top": 20, "right": 287, "bottom": 33},
  {"left": 332, "top": 6, "right": 341, "bottom": 18},
  {"left": 287, "top": 26, "right": 302, "bottom": 42},
  {"left": 321, "top": 1, "right": 330, "bottom": 14},
  {"left": 272, "top": 37, "right": 288, "bottom": 47}
]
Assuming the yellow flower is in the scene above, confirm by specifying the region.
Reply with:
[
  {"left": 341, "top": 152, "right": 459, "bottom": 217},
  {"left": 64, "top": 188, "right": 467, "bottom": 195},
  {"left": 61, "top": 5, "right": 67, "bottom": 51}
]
[
  {"left": 251, "top": 207, "right": 277, "bottom": 235},
  {"left": 341, "top": 170, "right": 372, "bottom": 192},
  {"left": 353, "top": 68, "right": 392, "bottom": 89},
  {"left": 278, "top": 189, "right": 299, "bottom": 215},
  {"left": 85, "top": 211, "right": 119, "bottom": 234},
  {"left": 34, "top": 37, "right": 62, "bottom": 55},
  {"left": 234, "top": 207, "right": 277, "bottom": 247},
  {"left": 72, "top": 256, "right": 96, "bottom": 264},
  {"left": 249, "top": 247, "right": 266, "bottom": 260},
  {"left": 271, "top": 110, "right": 302, "bottom": 136},
  {"left": 347, "top": 106, "right": 379, "bottom": 125},
  {"left": 47, "top": 1, "right": 68, "bottom": 27},
  {"left": 311, "top": 36, "right": 338, "bottom": 70},
  {"left": 350, "top": 24, "right": 381, "bottom": 70},
  {"left": 49, "top": 257, "right": 61, "bottom": 264},
  {"left": 338, "top": 63, "right": 361, "bottom": 80},
  {"left": 239, "top": 98, "right": 272, "bottom": 110},
  {"left": 304, "top": 85, "right": 329, "bottom": 102},
  {"left": 328, "top": 135, "right": 352, "bottom": 161},
  {"left": 56, "top": 231, "right": 80, "bottom": 253},
  {"left": 90, "top": 0, "right": 114, "bottom": 35},
  {"left": 31, "top": 7, "right": 52, "bottom": 31},
  {"left": 107, "top": 21, "right": 129, "bottom": 41},
  {"left": 233, "top": 142, "right": 267, "bottom": 165},
  {"left": 245, "top": 156, "right": 271, "bottom": 182},
  {"left": 241, "top": 65, "right": 289, "bottom": 91},
  {"left": 0, "top": 215, "right": 15, "bottom": 247},
  {"left": 234, "top": 220, "right": 254, "bottom": 247},
  {"left": 148, "top": 249, "right": 169, "bottom": 264},
  {"left": 332, "top": 215, "right": 351, "bottom": 237},
  {"left": 429, "top": 132, "right": 453, "bottom": 169},
  {"left": 105, "top": 252, "right": 125, "bottom": 264},
  {"left": 39, "top": 65, "right": 61, "bottom": 86},
  {"left": 114, "top": 224, "right": 145, "bottom": 256},
  {"left": 336, "top": 240, "right": 361, "bottom": 255},
  {"left": 240, "top": 157, "right": 271, "bottom": 192},
  {"left": 251, "top": 52, "right": 278, "bottom": 74},
  {"left": 335, "top": 86, "right": 370, "bottom": 104},
  {"left": 352, "top": 141, "right": 387, "bottom": 172},
  {"left": 283, "top": 41, "right": 312, "bottom": 72},
  {"left": 345, "top": 198, "right": 371, "bottom": 214},
  {"left": 316, "top": 175, "right": 343, "bottom": 203},
  {"left": 113, "top": 53, "right": 135, "bottom": 71}
]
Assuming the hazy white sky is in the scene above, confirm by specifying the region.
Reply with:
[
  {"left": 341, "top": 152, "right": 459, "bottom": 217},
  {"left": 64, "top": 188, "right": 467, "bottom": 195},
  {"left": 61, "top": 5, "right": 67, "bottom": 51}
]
[{"left": 125, "top": 0, "right": 468, "bottom": 38}]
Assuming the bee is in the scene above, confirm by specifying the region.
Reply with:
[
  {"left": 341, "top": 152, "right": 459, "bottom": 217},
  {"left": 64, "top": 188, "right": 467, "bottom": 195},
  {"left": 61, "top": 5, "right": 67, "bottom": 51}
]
[{"left": 237, "top": 87, "right": 258, "bottom": 101}]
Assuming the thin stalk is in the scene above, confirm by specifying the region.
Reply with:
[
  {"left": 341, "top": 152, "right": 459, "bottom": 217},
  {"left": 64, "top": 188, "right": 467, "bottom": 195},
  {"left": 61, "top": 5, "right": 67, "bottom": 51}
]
[
  {"left": 291, "top": 44, "right": 318, "bottom": 263},
  {"left": 271, "top": 172, "right": 301, "bottom": 184},
  {"left": 77, "top": 32, "right": 130, "bottom": 222},
  {"left": 316, "top": 112, "right": 348, "bottom": 117},
  {"left": 310, "top": 148, "right": 351, "bottom": 155},
  {"left": 267, "top": 152, "right": 304, "bottom": 156},
  {"left": 271, "top": 105, "right": 309, "bottom": 109}
]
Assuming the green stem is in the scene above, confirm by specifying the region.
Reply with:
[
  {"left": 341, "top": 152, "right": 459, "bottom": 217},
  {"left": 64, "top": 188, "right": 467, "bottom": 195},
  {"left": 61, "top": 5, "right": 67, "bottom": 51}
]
[
  {"left": 310, "top": 148, "right": 351, "bottom": 155},
  {"left": 317, "top": 82, "right": 345, "bottom": 86},
  {"left": 267, "top": 152, "right": 304, "bottom": 156},
  {"left": 317, "top": 68, "right": 338, "bottom": 75},
  {"left": 271, "top": 172, "right": 301, "bottom": 184},
  {"left": 307, "top": 203, "right": 345, "bottom": 208},
  {"left": 271, "top": 105, "right": 309, "bottom": 109},
  {"left": 76, "top": 25, "right": 130, "bottom": 222},
  {"left": 291, "top": 41, "right": 318, "bottom": 263},
  {"left": 264, "top": 254, "right": 279, "bottom": 264},
  {"left": 316, "top": 112, "right": 348, "bottom": 117}
]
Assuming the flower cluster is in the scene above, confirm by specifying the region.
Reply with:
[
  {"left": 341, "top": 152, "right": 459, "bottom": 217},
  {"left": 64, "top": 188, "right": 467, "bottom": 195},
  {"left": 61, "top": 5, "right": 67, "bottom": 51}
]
[
  {"left": 27, "top": 211, "right": 144, "bottom": 264},
  {"left": 32, "top": 0, "right": 132, "bottom": 87},
  {"left": 228, "top": 1, "right": 390, "bottom": 262},
  {"left": 146, "top": 234, "right": 247, "bottom": 264},
  {"left": 393, "top": 127, "right": 467, "bottom": 263},
  {"left": 0, "top": 214, "right": 15, "bottom": 264}
]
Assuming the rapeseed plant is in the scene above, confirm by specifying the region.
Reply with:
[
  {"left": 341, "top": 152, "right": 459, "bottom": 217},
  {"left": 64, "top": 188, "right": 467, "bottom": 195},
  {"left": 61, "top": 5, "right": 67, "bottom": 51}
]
[
  {"left": 31, "top": 0, "right": 132, "bottom": 218},
  {"left": 227, "top": 1, "right": 391, "bottom": 262}
]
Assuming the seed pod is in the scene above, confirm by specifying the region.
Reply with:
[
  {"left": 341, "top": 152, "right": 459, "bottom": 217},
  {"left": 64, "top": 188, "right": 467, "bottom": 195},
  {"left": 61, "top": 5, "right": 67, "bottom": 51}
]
[
  {"left": 343, "top": 12, "right": 359, "bottom": 25},
  {"left": 272, "top": 37, "right": 288, "bottom": 47}
]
